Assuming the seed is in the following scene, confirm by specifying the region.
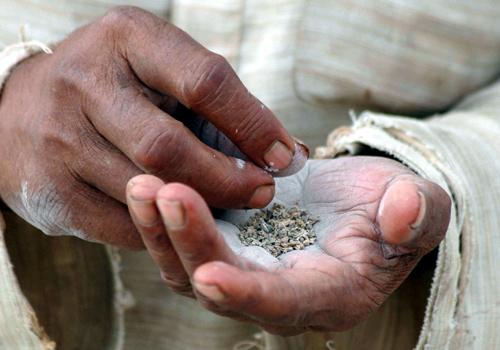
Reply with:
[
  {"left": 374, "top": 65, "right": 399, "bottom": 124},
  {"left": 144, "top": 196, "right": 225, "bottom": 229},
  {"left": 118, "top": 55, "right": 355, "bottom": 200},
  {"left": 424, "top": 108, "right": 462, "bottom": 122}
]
[{"left": 237, "top": 203, "right": 319, "bottom": 257}]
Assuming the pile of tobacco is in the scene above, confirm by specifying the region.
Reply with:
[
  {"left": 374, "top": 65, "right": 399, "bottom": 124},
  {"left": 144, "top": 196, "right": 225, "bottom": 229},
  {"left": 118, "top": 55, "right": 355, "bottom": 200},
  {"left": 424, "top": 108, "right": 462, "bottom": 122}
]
[{"left": 237, "top": 203, "right": 319, "bottom": 257}]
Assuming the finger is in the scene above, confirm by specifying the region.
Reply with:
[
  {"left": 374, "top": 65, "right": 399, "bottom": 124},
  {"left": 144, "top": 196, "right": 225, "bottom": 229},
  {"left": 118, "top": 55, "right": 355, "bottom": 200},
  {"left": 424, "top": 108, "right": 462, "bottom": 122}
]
[
  {"left": 155, "top": 183, "right": 243, "bottom": 277},
  {"left": 178, "top": 112, "right": 248, "bottom": 160},
  {"left": 101, "top": 7, "right": 307, "bottom": 175},
  {"left": 45, "top": 177, "right": 144, "bottom": 249},
  {"left": 376, "top": 177, "right": 451, "bottom": 251},
  {"left": 181, "top": 114, "right": 310, "bottom": 177},
  {"left": 83, "top": 77, "right": 275, "bottom": 208},
  {"left": 192, "top": 261, "right": 359, "bottom": 330},
  {"left": 152, "top": 182, "right": 257, "bottom": 316},
  {"left": 126, "top": 175, "right": 191, "bottom": 295},
  {"left": 71, "top": 126, "right": 143, "bottom": 203}
]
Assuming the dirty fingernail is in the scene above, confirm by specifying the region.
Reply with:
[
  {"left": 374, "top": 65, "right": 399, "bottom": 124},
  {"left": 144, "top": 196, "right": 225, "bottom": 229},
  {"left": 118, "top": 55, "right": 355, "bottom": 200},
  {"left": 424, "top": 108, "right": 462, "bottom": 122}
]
[
  {"left": 129, "top": 197, "right": 159, "bottom": 227},
  {"left": 410, "top": 191, "right": 427, "bottom": 230},
  {"left": 264, "top": 140, "right": 293, "bottom": 170},
  {"left": 272, "top": 141, "right": 310, "bottom": 177},
  {"left": 249, "top": 185, "right": 275, "bottom": 208},
  {"left": 194, "top": 282, "right": 226, "bottom": 302},
  {"left": 157, "top": 199, "right": 186, "bottom": 230},
  {"left": 128, "top": 184, "right": 159, "bottom": 227}
]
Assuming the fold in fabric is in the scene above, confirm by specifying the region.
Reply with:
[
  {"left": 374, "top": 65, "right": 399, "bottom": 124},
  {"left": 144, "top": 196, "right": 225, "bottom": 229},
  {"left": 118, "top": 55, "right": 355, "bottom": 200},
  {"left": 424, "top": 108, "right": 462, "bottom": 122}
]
[{"left": 316, "top": 81, "right": 500, "bottom": 348}]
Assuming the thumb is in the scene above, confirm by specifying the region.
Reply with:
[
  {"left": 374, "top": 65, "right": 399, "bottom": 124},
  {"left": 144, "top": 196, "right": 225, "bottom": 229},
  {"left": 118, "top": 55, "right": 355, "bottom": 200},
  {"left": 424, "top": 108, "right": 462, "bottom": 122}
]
[{"left": 376, "top": 177, "right": 451, "bottom": 252}]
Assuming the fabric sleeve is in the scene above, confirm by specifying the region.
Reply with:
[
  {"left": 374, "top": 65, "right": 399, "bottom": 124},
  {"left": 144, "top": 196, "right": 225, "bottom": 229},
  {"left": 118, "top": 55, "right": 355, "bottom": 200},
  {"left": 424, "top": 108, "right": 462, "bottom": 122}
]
[
  {"left": 315, "top": 81, "right": 500, "bottom": 350},
  {"left": 0, "top": 41, "right": 52, "bottom": 92}
]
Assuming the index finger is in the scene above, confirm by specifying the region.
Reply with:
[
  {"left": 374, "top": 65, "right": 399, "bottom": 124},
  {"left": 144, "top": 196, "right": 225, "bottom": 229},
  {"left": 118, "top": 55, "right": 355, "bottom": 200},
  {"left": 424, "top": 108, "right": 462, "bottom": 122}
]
[
  {"left": 126, "top": 175, "right": 191, "bottom": 294},
  {"left": 103, "top": 6, "right": 307, "bottom": 174},
  {"left": 155, "top": 182, "right": 243, "bottom": 276}
]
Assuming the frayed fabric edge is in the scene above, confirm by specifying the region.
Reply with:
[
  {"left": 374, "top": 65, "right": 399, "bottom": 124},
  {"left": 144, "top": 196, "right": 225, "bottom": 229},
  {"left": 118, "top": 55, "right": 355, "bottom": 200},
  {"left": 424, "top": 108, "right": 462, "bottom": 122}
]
[
  {"left": 315, "top": 111, "right": 464, "bottom": 350},
  {"left": 0, "top": 220, "right": 56, "bottom": 350},
  {"left": 0, "top": 40, "right": 53, "bottom": 91}
]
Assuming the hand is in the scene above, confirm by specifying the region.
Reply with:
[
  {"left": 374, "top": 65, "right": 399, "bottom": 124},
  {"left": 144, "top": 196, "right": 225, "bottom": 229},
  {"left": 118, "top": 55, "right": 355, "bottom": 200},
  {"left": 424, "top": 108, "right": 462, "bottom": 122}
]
[
  {"left": 126, "top": 156, "right": 451, "bottom": 335},
  {"left": 0, "top": 6, "right": 306, "bottom": 248}
]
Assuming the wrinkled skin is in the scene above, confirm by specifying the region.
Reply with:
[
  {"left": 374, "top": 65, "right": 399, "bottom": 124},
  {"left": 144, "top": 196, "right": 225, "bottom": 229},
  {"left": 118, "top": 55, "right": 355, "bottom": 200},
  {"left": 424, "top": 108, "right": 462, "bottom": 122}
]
[
  {"left": 0, "top": 6, "right": 306, "bottom": 248},
  {"left": 0, "top": 4, "right": 452, "bottom": 334},
  {"left": 127, "top": 157, "right": 451, "bottom": 335}
]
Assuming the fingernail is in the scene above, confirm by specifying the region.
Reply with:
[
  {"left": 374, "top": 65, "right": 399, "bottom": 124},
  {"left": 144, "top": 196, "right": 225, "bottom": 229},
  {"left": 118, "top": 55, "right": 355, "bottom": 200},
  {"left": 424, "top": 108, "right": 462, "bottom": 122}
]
[
  {"left": 264, "top": 141, "right": 293, "bottom": 170},
  {"left": 272, "top": 141, "right": 309, "bottom": 177},
  {"left": 410, "top": 191, "right": 427, "bottom": 230},
  {"left": 293, "top": 137, "right": 310, "bottom": 154},
  {"left": 249, "top": 185, "right": 275, "bottom": 208},
  {"left": 128, "top": 185, "right": 159, "bottom": 227},
  {"left": 129, "top": 198, "right": 159, "bottom": 227},
  {"left": 193, "top": 282, "right": 226, "bottom": 302},
  {"left": 157, "top": 199, "right": 186, "bottom": 230}
]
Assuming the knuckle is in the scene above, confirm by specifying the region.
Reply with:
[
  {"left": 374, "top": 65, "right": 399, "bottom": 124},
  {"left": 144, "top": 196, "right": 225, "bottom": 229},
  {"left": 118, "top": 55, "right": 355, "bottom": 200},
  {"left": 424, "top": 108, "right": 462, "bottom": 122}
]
[
  {"left": 37, "top": 110, "right": 96, "bottom": 160},
  {"left": 47, "top": 43, "right": 108, "bottom": 108},
  {"left": 133, "top": 122, "right": 185, "bottom": 174},
  {"left": 231, "top": 105, "right": 271, "bottom": 147},
  {"left": 38, "top": 119, "right": 74, "bottom": 155},
  {"left": 49, "top": 58, "right": 87, "bottom": 95},
  {"left": 49, "top": 60, "right": 106, "bottom": 112},
  {"left": 79, "top": 132, "right": 114, "bottom": 165},
  {"left": 100, "top": 6, "right": 144, "bottom": 32},
  {"left": 184, "top": 54, "right": 232, "bottom": 108}
]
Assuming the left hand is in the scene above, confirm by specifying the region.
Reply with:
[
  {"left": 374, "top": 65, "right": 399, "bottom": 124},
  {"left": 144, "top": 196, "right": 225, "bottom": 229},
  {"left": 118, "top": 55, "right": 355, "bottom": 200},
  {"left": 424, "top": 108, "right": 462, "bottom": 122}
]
[
  {"left": 126, "top": 156, "right": 451, "bottom": 335},
  {"left": 0, "top": 6, "right": 305, "bottom": 248}
]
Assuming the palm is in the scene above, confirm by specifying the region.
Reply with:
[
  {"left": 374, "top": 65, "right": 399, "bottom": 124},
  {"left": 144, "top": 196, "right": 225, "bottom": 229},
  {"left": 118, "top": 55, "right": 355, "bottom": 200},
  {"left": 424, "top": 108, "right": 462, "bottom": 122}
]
[{"left": 218, "top": 157, "right": 430, "bottom": 314}]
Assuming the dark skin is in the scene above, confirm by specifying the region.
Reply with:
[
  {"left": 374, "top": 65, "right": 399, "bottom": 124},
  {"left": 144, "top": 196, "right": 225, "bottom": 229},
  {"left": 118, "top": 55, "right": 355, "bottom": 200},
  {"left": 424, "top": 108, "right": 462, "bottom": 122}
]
[
  {"left": 0, "top": 6, "right": 306, "bottom": 248},
  {"left": 0, "top": 6, "right": 451, "bottom": 335}
]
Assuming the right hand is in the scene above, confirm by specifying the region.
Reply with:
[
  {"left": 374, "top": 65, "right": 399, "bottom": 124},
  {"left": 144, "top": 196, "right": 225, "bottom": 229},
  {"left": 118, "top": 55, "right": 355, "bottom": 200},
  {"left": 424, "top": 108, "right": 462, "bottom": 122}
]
[
  {"left": 126, "top": 157, "right": 451, "bottom": 334},
  {"left": 0, "top": 6, "right": 305, "bottom": 248}
]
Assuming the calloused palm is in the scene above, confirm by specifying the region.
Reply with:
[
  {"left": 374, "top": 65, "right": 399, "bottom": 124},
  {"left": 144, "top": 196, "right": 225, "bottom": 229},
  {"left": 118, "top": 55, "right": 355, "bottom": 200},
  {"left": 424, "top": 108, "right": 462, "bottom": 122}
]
[{"left": 127, "top": 156, "right": 451, "bottom": 335}]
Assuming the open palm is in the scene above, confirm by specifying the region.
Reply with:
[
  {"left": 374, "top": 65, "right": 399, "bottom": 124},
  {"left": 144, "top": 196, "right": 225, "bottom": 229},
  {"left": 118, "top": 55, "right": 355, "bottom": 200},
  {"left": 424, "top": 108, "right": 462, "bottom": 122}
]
[{"left": 126, "top": 157, "right": 450, "bottom": 335}]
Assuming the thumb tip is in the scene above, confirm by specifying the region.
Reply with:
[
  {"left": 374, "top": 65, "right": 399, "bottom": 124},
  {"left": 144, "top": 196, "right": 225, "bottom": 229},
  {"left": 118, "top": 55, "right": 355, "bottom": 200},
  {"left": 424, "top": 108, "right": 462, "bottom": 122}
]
[
  {"left": 377, "top": 180, "right": 425, "bottom": 245},
  {"left": 271, "top": 140, "right": 309, "bottom": 177}
]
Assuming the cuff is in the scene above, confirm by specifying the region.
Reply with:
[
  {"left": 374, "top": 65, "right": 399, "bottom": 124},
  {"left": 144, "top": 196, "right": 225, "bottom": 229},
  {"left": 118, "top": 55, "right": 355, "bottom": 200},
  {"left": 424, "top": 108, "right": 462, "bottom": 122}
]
[{"left": 0, "top": 41, "right": 52, "bottom": 92}]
